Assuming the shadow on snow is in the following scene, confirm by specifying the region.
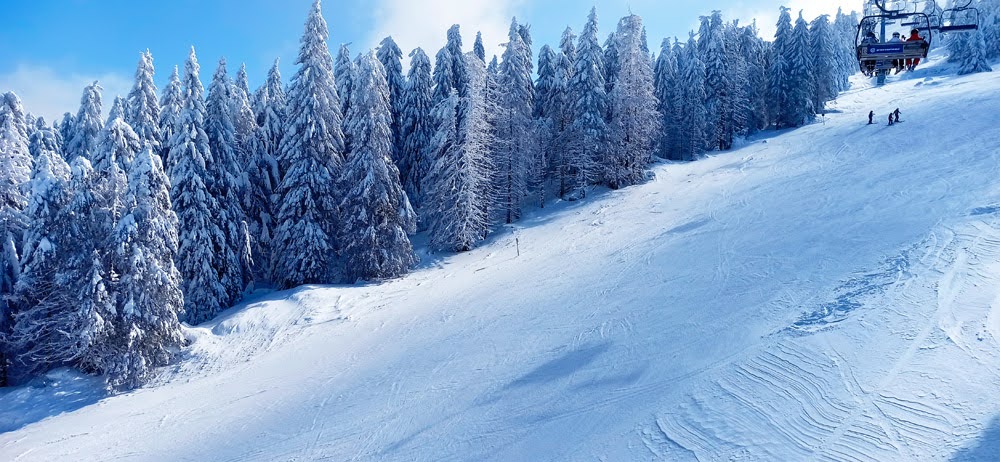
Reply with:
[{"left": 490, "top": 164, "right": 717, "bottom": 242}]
[
  {"left": 951, "top": 416, "right": 1000, "bottom": 461},
  {"left": 0, "top": 368, "right": 107, "bottom": 434}
]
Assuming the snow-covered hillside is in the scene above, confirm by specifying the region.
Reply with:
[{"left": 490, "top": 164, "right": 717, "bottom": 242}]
[{"left": 4, "top": 65, "right": 1000, "bottom": 461}]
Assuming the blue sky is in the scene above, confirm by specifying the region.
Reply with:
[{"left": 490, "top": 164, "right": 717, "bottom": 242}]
[{"left": 0, "top": 0, "right": 858, "bottom": 121}]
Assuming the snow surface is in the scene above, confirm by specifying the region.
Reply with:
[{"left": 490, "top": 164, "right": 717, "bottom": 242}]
[{"left": 4, "top": 64, "right": 1000, "bottom": 461}]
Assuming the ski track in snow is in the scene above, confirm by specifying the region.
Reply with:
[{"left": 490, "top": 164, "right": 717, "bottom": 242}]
[
  {"left": 4, "top": 62, "right": 1000, "bottom": 461},
  {"left": 652, "top": 214, "right": 1000, "bottom": 461}
]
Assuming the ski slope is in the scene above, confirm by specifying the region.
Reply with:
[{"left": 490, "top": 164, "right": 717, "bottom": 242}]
[{"left": 4, "top": 65, "right": 1000, "bottom": 461}]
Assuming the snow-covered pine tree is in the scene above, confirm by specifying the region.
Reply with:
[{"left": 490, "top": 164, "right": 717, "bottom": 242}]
[
  {"left": 432, "top": 25, "right": 468, "bottom": 103},
  {"left": 233, "top": 64, "right": 262, "bottom": 283},
  {"left": 809, "top": 15, "right": 840, "bottom": 112},
  {"left": 232, "top": 63, "right": 258, "bottom": 174},
  {"left": 641, "top": 26, "right": 651, "bottom": 55},
  {"left": 483, "top": 54, "right": 503, "bottom": 213},
  {"left": 675, "top": 35, "right": 709, "bottom": 161},
  {"left": 560, "top": 26, "right": 578, "bottom": 78},
  {"left": 108, "top": 147, "right": 184, "bottom": 390},
  {"left": 205, "top": 59, "right": 239, "bottom": 188},
  {"left": 169, "top": 48, "right": 228, "bottom": 324},
  {"left": 339, "top": 53, "right": 417, "bottom": 281},
  {"left": 232, "top": 63, "right": 258, "bottom": 233},
  {"left": 377, "top": 37, "right": 407, "bottom": 173},
  {"left": 604, "top": 32, "right": 620, "bottom": 98},
  {"left": 24, "top": 114, "right": 37, "bottom": 142},
  {"left": 769, "top": 7, "right": 793, "bottom": 129},
  {"left": 58, "top": 113, "right": 75, "bottom": 155},
  {"left": 605, "top": 14, "right": 659, "bottom": 189},
  {"left": 487, "top": 55, "right": 500, "bottom": 84},
  {"left": 335, "top": 44, "right": 356, "bottom": 117},
  {"left": 654, "top": 38, "right": 679, "bottom": 160},
  {"left": 65, "top": 82, "right": 103, "bottom": 162},
  {"left": 254, "top": 59, "right": 286, "bottom": 174},
  {"left": 247, "top": 59, "right": 284, "bottom": 281},
  {"left": 107, "top": 96, "right": 127, "bottom": 127},
  {"left": 48, "top": 118, "right": 63, "bottom": 149},
  {"left": 516, "top": 24, "right": 544, "bottom": 208},
  {"left": 544, "top": 27, "right": 577, "bottom": 197},
  {"left": 125, "top": 50, "right": 162, "bottom": 153},
  {"left": 398, "top": 48, "right": 435, "bottom": 209},
  {"left": 424, "top": 54, "right": 495, "bottom": 252},
  {"left": 951, "top": 24, "right": 994, "bottom": 74},
  {"left": 566, "top": 7, "right": 608, "bottom": 198},
  {"left": 159, "top": 66, "right": 183, "bottom": 170},
  {"left": 723, "top": 22, "right": 751, "bottom": 141},
  {"left": 272, "top": 0, "right": 346, "bottom": 288},
  {"left": 535, "top": 44, "right": 567, "bottom": 196},
  {"left": 474, "top": 32, "right": 486, "bottom": 63},
  {"left": 519, "top": 24, "right": 534, "bottom": 58},
  {"left": 737, "top": 22, "right": 770, "bottom": 135},
  {"left": 787, "top": 11, "right": 816, "bottom": 125},
  {"left": 4, "top": 118, "right": 68, "bottom": 381},
  {"left": 6, "top": 158, "right": 112, "bottom": 379},
  {"left": 770, "top": 8, "right": 814, "bottom": 128},
  {"left": 93, "top": 98, "right": 139, "bottom": 280},
  {"left": 947, "top": 15, "right": 971, "bottom": 63},
  {"left": 80, "top": 103, "right": 142, "bottom": 385},
  {"left": 701, "top": 11, "right": 737, "bottom": 151},
  {"left": 982, "top": 0, "right": 1000, "bottom": 60},
  {"left": 13, "top": 122, "right": 70, "bottom": 313},
  {"left": 833, "top": 8, "right": 858, "bottom": 90},
  {"left": 8, "top": 138, "right": 72, "bottom": 382},
  {"left": 7, "top": 147, "right": 68, "bottom": 377},
  {"left": 205, "top": 58, "right": 252, "bottom": 304},
  {"left": 0, "top": 92, "right": 34, "bottom": 384},
  {"left": 28, "top": 117, "right": 62, "bottom": 160},
  {"left": 494, "top": 18, "right": 537, "bottom": 224},
  {"left": 234, "top": 63, "right": 251, "bottom": 100},
  {"left": 432, "top": 47, "right": 456, "bottom": 104}
]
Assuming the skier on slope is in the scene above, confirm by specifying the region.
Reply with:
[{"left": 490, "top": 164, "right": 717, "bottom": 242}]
[
  {"left": 868, "top": 110, "right": 875, "bottom": 124},
  {"left": 888, "top": 113, "right": 895, "bottom": 126},
  {"left": 893, "top": 108, "right": 901, "bottom": 124}
]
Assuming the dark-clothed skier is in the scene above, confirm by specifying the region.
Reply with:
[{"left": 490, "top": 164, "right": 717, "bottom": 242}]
[
  {"left": 893, "top": 108, "right": 900, "bottom": 123},
  {"left": 868, "top": 111, "right": 875, "bottom": 124},
  {"left": 888, "top": 113, "right": 894, "bottom": 126}
]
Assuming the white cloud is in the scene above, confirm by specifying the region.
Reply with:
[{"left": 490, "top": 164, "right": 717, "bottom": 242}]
[
  {"left": 0, "top": 64, "right": 131, "bottom": 124},
  {"left": 730, "top": 0, "right": 861, "bottom": 39},
  {"left": 367, "top": 0, "right": 525, "bottom": 63}
]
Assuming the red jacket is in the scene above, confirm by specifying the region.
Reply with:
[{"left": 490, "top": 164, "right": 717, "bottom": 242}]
[{"left": 908, "top": 31, "right": 924, "bottom": 41}]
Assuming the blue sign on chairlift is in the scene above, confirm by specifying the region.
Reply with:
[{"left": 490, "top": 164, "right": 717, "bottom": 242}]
[{"left": 868, "top": 44, "right": 905, "bottom": 54}]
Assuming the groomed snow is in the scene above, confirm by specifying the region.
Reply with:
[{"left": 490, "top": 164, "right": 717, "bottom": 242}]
[{"left": 4, "top": 63, "right": 1000, "bottom": 461}]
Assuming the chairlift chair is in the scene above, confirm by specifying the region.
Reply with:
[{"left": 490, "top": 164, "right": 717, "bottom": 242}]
[
  {"left": 856, "top": 1, "right": 932, "bottom": 76},
  {"left": 901, "top": 0, "right": 937, "bottom": 26},
  {"left": 939, "top": 0, "right": 980, "bottom": 32}
]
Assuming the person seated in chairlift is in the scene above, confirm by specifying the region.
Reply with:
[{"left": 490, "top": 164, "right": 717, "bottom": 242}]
[
  {"left": 904, "top": 29, "right": 927, "bottom": 71},
  {"left": 887, "top": 32, "right": 905, "bottom": 74},
  {"left": 859, "top": 31, "right": 879, "bottom": 76}
]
